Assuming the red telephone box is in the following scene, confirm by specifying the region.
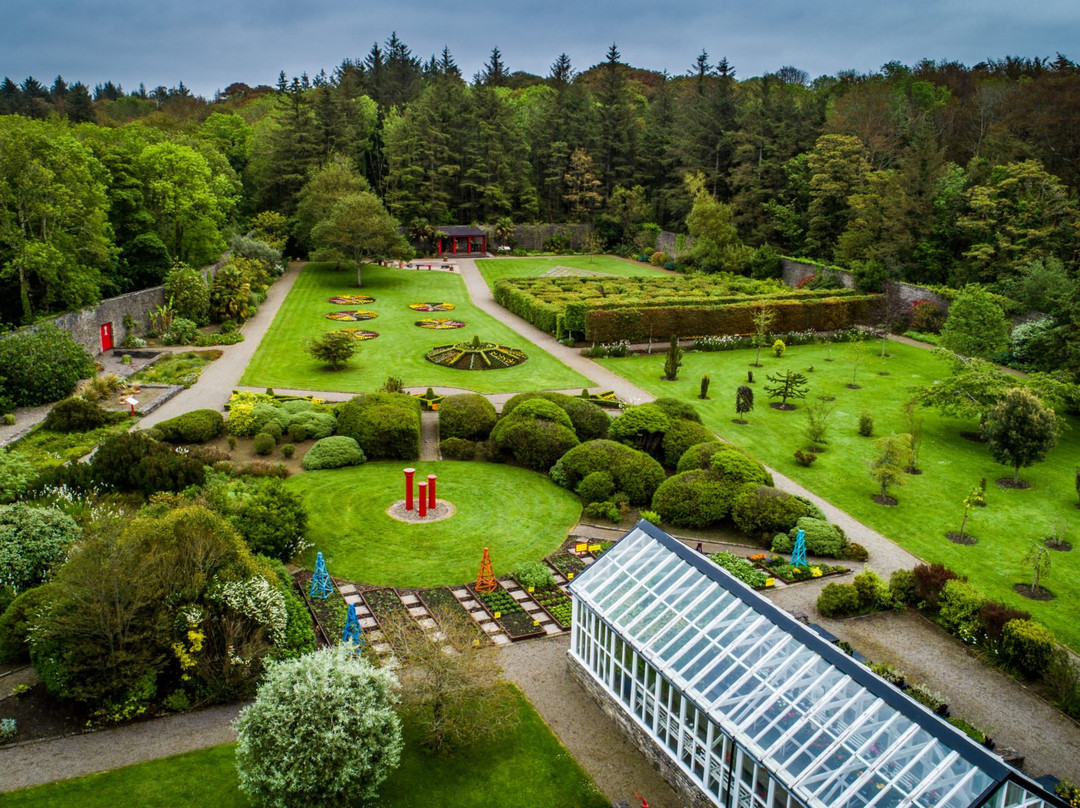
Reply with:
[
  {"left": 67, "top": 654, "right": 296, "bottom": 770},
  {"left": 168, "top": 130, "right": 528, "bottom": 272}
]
[{"left": 100, "top": 322, "right": 113, "bottom": 351}]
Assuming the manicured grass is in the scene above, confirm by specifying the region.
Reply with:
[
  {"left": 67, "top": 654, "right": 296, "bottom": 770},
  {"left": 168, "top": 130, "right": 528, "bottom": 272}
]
[
  {"left": 599, "top": 339, "right": 1080, "bottom": 651},
  {"left": 11, "top": 420, "right": 133, "bottom": 471},
  {"left": 476, "top": 255, "right": 669, "bottom": 286},
  {"left": 241, "top": 263, "right": 589, "bottom": 394},
  {"left": 0, "top": 686, "right": 608, "bottom": 808},
  {"left": 288, "top": 461, "right": 582, "bottom": 586}
]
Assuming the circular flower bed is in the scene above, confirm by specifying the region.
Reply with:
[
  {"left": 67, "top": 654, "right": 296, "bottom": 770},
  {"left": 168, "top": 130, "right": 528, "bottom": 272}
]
[
  {"left": 409, "top": 302, "right": 455, "bottom": 312},
  {"left": 425, "top": 336, "right": 527, "bottom": 370},
  {"left": 415, "top": 318, "right": 466, "bottom": 329},
  {"left": 328, "top": 295, "right": 375, "bottom": 305},
  {"left": 336, "top": 329, "right": 379, "bottom": 340},
  {"left": 325, "top": 310, "right": 378, "bottom": 321}
]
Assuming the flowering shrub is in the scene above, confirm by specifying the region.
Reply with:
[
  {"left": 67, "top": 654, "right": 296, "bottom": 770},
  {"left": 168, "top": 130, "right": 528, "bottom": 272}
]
[{"left": 215, "top": 576, "right": 288, "bottom": 646}]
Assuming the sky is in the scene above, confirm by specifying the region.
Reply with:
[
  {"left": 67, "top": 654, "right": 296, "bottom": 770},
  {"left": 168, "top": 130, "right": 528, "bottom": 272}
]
[{"left": 4, "top": 0, "right": 1079, "bottom": 96}]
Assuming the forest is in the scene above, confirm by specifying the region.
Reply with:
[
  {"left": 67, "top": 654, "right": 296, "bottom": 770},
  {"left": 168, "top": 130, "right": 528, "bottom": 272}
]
[{"left": 1, "top": 35, "right": 1079, "bottom": 362}]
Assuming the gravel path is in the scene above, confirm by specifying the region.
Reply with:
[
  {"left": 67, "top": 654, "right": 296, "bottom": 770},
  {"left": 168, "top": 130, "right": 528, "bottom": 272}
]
[
  {"left": 500, "top": 636, "right": 688, "bottom": 808},
  {"left": 420, "top": 410, "right": 440, "bottom": 460},
  {"left": 0, "top": 703, "right": 243, "bottom": 793}
]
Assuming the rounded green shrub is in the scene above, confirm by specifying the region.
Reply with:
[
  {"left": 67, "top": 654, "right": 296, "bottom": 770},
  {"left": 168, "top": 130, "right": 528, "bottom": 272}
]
[
  {"left": 676, "top": 441, "right": 724, "bottom": 473},
  {"left": 279, "top": 399, "right": 315, "bottom": 415},
  {"left": 491, "top": 418, "right": 579, "bottom": 471},
  {"left": 0, "top": 584, "right": 53, "bottom": 663},
  {"left": 817, "top": 583, "right": 861, "bottom": 618},
  {"left": 439, "top": 437, "right": 478, "bottom": 460},
  {"left": 608, "top": 404, "right": 671, "bottom": 459},
  {"left": 732, "top": 484, "right": 813, "bottom": 542},
  {"left": 301, "top": 436, "right": 367, "bottom": 471},
  {"left": 0, "top": 323, "right": 95, "bottom": 408},
  {"left": 42, "top": 397, "right": 124, "bottom": 433},
  {"left": 254, "top": 432, "right": 276, "bottom": 456},
  {"left": 288, "top": 422, "right": 310, "bottom": 442},
  {"left": 261, "top": 421, "right": 283, "bottom": 443},
  {"left": 286, "top": 410, "right": 336, "bottom": 440},
  {"left": 888, "top": 569, "right": 918, "bottom": 606},
  {"left": 771, "top": 517, "right": 847, "bottom": 558},
  {"left": 497, "top": 398, "right": 573, "bottom": 431},
  {"left": 583, "top": 501, "right": 621, "bottom": 523},
  {"left": 500, "top": 392, "right": 610, "bottom": 441},
  {"left": 551, "top": 440, "right": 666, "bottom": 506},
  {"left": 152, "top": 409, "right": 225, "bottom": 444},
  {"left": 651, "top": 470, "right": 734, "bottom": 528},
  {"left": 938, "top": 579, "right": 986, "bottom": 642},
  {"left": 336, "top": 394, "right": 421, "bottom": 461},
  {"left": 280, "top": 443, "right": 296, "bottom": 459},
  {"left": 438, "top": 394, "right": 497, "bottom": 441},
  {"left": 251, "top": 403, "right": 290, "bottom": 434},
  {"left": 652, "top": 397, "right": 702, "bottom": 423},
  {"left": 852, "top": 569, "right": 889, "bottom": 609},
  {"left": 711, "top": 446, "right": 773, "bottom": 487},
  {"left": 90, "top": 432, "right": 205, "bottom": 495},
  {"left": 577, "top": 471, "right": 615, "bottom": 504},
  {"left": 662, "top": 420, "right": 716, "bottom": 468},
  {"left": 1001, "top": 619, "right": 1056, "bottom": 679}
]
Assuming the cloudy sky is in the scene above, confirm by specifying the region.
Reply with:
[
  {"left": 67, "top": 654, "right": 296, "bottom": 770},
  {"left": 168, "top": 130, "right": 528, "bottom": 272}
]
[{"left": 4, "top": 0, "right": 1078, "bottom": 96}]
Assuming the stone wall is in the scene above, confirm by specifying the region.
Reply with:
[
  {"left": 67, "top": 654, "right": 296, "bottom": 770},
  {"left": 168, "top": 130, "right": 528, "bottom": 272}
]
[
  {"left": 511, "top": 223, "right": 594, "bottom": 251},
  {"left": 567, "top": 652, "right": 715, "bottom": 808},
  {"left": 781, "top": 258, "right": 953, "bottom": 319},
  {"left": 656, "top": 230, "right": 693, "bottom": 260}
]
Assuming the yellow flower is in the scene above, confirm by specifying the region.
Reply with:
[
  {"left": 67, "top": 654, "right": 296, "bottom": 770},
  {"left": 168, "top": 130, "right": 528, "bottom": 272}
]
[{"left": 810, "top": 567, "right": 823, "bottom": 578}]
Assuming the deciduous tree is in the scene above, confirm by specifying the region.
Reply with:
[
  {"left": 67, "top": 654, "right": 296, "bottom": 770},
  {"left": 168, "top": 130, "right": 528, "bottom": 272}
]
[{"left": 983, "top": 388, "right": 1058, "bottom": 484}]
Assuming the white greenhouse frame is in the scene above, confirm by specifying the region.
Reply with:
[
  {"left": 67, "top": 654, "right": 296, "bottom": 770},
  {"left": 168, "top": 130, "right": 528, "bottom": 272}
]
[{"left": 568, "top": 521, "right": 1064, "bottom": 808}]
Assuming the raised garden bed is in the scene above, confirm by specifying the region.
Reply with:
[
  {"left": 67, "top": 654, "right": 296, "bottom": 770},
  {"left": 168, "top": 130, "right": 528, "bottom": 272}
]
[
  {"left": 467, "top": 582, "right": 545, "bottom": 640},
  {"left": 417, "top": 586, "right": 476, "bottom": 624},
  {"left": 708, "top": 551, "right": 772, "bottom": 589},
  {"left": 749, "top": 553, "right": 848, "bottom": 583},
  {"left": 362, "top": 587, "right": 409, "bottom": 627},
  {"left": 547, "top": 552, "right": 587, "bottom": 579},
  {"left": 530, "top": 586, "right": 573, "bottom": 629},
  {"left": 294, "top": 569, "right": 347, "bottom": 646}
]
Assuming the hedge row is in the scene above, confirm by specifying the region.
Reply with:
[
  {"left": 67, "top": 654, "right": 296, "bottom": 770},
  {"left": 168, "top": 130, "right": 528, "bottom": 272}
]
[{"left": 584, "top": 295, "right": 881, "bottom": 342}]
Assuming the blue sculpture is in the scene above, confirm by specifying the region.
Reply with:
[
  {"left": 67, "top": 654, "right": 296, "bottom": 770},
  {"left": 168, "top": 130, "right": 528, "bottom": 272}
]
[
  {"left": 342, "top": 603, "right": 365, "bottom": 649},
  {"left": 309, "top": 551, "right": 334, "bottom": 599},
  {"left": 790, "top": 528, "right": 808, "bottom": 569}
]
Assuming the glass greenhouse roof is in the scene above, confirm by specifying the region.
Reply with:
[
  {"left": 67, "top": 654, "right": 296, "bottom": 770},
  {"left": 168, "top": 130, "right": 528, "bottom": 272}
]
[{"left": 570, "top": 521, "right": 1062, "bottom": 808}]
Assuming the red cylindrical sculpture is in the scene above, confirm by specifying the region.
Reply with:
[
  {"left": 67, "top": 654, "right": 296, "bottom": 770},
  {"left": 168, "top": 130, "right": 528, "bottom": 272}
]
[
  {"left": 417, "top": 482, "right": 428, "bottom": 517},
  {"left": 427, "top": 474, "right": 437, "bottom": 508},
  {"left": 404, "top": 468, "right": 416, "bottom": 510}
]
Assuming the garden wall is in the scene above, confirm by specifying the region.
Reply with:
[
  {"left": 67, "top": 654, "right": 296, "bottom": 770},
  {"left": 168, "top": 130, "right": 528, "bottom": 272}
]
[
  {"left": 780, "top": 258, "right": 953, "bottom": 318},
  {"left": 656, "top": 230, "right": 693, "bottom": 259},
  {"left": 0, "top": 261, "right": 222, "bottom": 357},
  {"left": 510, "top": 223, "right": 594, "bottom": 251}
]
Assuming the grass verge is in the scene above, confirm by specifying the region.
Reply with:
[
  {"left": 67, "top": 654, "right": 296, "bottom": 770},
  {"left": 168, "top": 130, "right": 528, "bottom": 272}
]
[{"left": 475, "top": 255, "right": 668, "bottom": 286}]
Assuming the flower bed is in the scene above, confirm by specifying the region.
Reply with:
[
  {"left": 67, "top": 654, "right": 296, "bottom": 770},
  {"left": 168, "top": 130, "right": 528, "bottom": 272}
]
[
  {"left": 749, "top": 552, "right": 847, "bottom": 583},
  {"left": 467, "top": 583, "right": 545, "bottom": 640},
  {"left": 530, "top": 587, "right": 572, "bottom": 629},
  {"left": 547, "top": 552, "right": 586, "bottom": 579},
  {"left": 335, "top": 329, "right": 379, "bottom": 340},
  {"left": 708, "top": 551, "right": 771, "bottom": 589},
  {"left": 329, "top": 295, "right": 375, "bottom": 305},
  {"left": 425, "top": 338, "right": 527, "bottom": 371},
  {"left": 415, "top": 318, "right": 466, "bottom": 329},
  {"left": 325, "top": 310, "right": 378, "bottom": 321},
  {"left": 409, "top": 302, "right": 455, "bottom": 312}
]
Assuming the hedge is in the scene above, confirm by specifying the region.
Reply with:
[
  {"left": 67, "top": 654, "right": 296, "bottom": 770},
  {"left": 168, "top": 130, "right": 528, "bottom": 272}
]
[
  {"left": 302, "top": 436, "right": 367, "bottom": 470},
  {"left": 336, "top": 394, "right": 421, "bottom": 461},
  {"left": 550, "top": 440, "right": 666, "bottom": 506},
  {"left": 438, "top": 394, "right": 497, "bottom": 441},
  {"left": 151, "top": 409, "right": 225, "bottom": 444}
]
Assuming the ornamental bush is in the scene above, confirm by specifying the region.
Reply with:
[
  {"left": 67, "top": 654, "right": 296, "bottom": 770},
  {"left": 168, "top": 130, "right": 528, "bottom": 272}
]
[
  {"left": 500, "top": 392, "right": 610, "bottom": 441},
  {"left": 251, "top": 403, "right": 290, "bottom": 434},
  {"left": 576, "top": 471, "right": 616, "bottom": 504},
  {"left": 0, "top": 584, "right": 53, "bottom": 663},
  {"left": 550, "top": 440, "right": 666, "bottom": 506},
  {"left": 336, "top": 394, "right": 421, "bottom": 461},
  {"left": 287, "top": 410, "right": 335, "bottom": 440},
  {"left": 0, "top": 451, "right": 35, "bottom": 504},
  {"left": 41, "top": 397, "right": 125, "bottom": 433},
  {"left": 731, "top": 485, "right": 813, "bottom": 542},
  {"left": 152, "top": 409, "right": 225, "bottom": 444},
  {"left": 1001, "top": 619, "right": 1056, "bottom": 679},
  {"left": 164, "top": 263, "right": 210, "bottom": 325},
  {"left": 817, "top": 583, "right": 861, "bottom": 618},
  {"left": 608, "top": 404, "right": 671, "bottom": 460},
  {"left": 650, "top": 470, "right": 735, "bottom": 528},
  {"left": 90, "top": 432, "right": 205, "bottom": 495},
  {"left": 887, "top": 569, "right": 919, "bottom": 606},
  {"left": 254, "top": 432, "right": 276, "bottom": 455},
  {"left": 0, "top": 504, "right": 79, "bottom": 596},
  {"left": 771, "top": 517, "right": 847, "bottom": 558},
  {"left": 235, "top": 646, "right": 403, "bottom": 808},
  {"left": 852, "top": 569, "right": 890, "bottom": 610},
  {"left": 223, "top": 478, "right": 309, "bottom": 561},
  {"left": 0, "top": 323, "right": 96, "bottom": 408},
  {"left": 301, "top": 436, "right": 366, "bottom": 471},
  {"left": 938, "top": 579, "right": 986, "bottom": 642},
  {"left": 711, "top": 446, "right": 773, "bottom": 486},
  {"left": 676, "top": 440, "right": 724, "bottom": 473},
  {"left": 491, "top": 417, "right": 579, "bottom": 471},
  {"left": 438, "top": 394, "right": 497, "bottom": 441},
  {"left": 662, "top": 420, "right": 717, "bottom": 468},
  {"left": 652, "top": 397, "right": 703, "bottom": 424},
  {"left": 912, "top": 562, "right": 959, "bottom": 610},
  {"left": 438, "top": 437, "right": 479, "bottom": 460}
]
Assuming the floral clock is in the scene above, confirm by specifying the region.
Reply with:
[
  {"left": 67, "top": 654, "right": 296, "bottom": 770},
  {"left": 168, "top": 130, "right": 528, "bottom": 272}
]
[
  {"left": 325, "top": 310, "right": 378, "bottom": 321},
  {"left": 415, "top": 318, "right": 466, "bottom": 329}
]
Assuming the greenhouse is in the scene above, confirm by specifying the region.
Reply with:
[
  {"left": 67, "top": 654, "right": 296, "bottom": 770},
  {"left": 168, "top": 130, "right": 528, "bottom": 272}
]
[{"left": 567, "top": 521, "right": 1064, "bottom": 808}]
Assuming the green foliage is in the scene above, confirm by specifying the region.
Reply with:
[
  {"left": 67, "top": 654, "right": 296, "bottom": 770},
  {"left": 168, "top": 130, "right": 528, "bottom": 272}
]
[
  {"left": 336, "top": 394, "right": 421, "bottom": 461},
  {"left": 583, "top": 501, "right": 621, "bottom": 522},
  {"left": 888, "top": 568, "right": 919, "bottom": 606},
  {"left": 765, "top": 370, "right": 810, "bottom": 406},
  {"left": 735, "top": 385, "right": 754, "bottom": 418},
  {"left": 732, "top": 484, "right": 813, "bottom": 541},
  {"left": 651, "top": 396, "right": 703, "bottom": 424},
  {"left": 858, "top": 410, "right": 874, "bottom": 437},
  {"left": 208, "top": 262, "right": 251, "bottom": 324},
  {"left": 511, "top": 561, "right": 557, "bottom": 591},
  {"left": 253, "top": 432, "right": 276, "bottom": 455},
  {"left": 286, "top": 410, "right": 336, "bottom": 441},
  {"left": 211, "top": 477, "right": 309, "bottom": 562},
  {"left": 550, "top": 440, "right": 665, "bottom": 506},
  {"left": 576, "top": 471, "right": 615, "bottom": 505},
  {"left": 439, "top": 437, "right": 481, "bottom": 460},
  {"left": 772, "top": 338, "right": 786, "bottom": 357},
  {"left": 438, "top": 394, "right": 497, "bottom": 441},
  {"left": 1001, "top": 619, "right": 1056, "bottom": 679},
  {"left": 41, "top": 396, "right": 125, "bottom": 433},
  {"left": 650, "top": 470, "right": 735, "bottom": 528},
  {"left": 165, "top": 264, "right": 210, "bottom": 325},
  {"left": 152, "top": 409, "right": 225, "bottom": 444},
  {"left": 852, "top": 569, "right": 890, "bottom": 610},
  {"left": 675, "top": 440, "right": 724, "bottom": 472},
  {"left": 771, "top": 517, "right": 847, "bottom": 558},
  {"left": 162, "top": 317, "right": 201, "bottom": 345},
  {"left": 0, "top": 503, "right": 78, "bottom": 595},
  {"left": 491, "top": 417, "right": 579, "bottom": 472},
  {"left": 710, "top": 446, "right": 773, "bottom": 486},
  {"left": 938, "top": 287, "right": 1010, "bottom": 358},
  {"left": 0, "top": 324, "right": 96, "bottom": 408},
  {"left": 662, "top": 334, "right": 682, "bottom": 380},
  {"left": 0, "top": 584, "right": 52, "bottom": 663},
  {"left": 982, "top": 387, "right": 1058, "bottom": 483},
  {"left": 816, "top": 583, "right": 861, "bottom": 618},
  {"left": 913, "top": 563, "right": 960, "bottom": 610},
  {"left": 305, "top": 330, "right": 358, "bottom": 370},
  {"left": 90, "top": 432, "right": 205, "bottom": 496},
  {"left": 868, "top": 433, "right": 913, "bottom": 500},
  {"left": 500, "top": 391, "right": 612, "bottom": 440},
  {"left": 607, "top": 403, "right": 671, "bottom": 459},
  {"left": 301, "top": 436, "right": 367, "bottom": 471},
  {"left": 708, "top": 551, "right": 768, "bottom": 588},
  {"left": 938, "top": 579, "right": 987, "bottom": 642},
  {"left": 0, "top": 450, "right": 35, "bottom": 504},
  {"left": 662, "top": 420, "right": 716, "bottom": 468},
  {"left": 235, "top": 646, "right": 403, "bottom": 808}
]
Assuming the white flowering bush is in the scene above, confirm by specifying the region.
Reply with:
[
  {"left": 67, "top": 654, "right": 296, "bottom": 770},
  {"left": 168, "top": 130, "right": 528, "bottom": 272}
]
[
  {"left": 216, "top": 576, "right": 287, "bottom": 646},
  {"left": 235, "top": 646, "right": 402, "bottom": 808}
]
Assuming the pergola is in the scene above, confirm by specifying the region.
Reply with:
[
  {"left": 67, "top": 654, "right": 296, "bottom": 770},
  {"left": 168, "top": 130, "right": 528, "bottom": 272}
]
[{"left": 435, "top": 225, "right": 487, "bottom": 257}]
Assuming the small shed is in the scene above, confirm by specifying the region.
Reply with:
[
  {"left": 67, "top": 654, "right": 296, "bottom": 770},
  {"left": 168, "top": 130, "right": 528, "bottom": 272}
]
[{"left": 435, "top": 226, "right": 487, "bottom": 257}]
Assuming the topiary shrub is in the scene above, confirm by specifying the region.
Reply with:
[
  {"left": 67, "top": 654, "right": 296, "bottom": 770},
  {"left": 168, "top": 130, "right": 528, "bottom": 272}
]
[
  {"left": 251, "top": 403, "right": 290, "bottom": 434},
  {"left": 608, "top": 404, "right": 671, "bottom": 460},
  {"left": 280, "top": 443, "right": 296, "bottom": 459},
  {"left": 711, "top": 446, "right": 773, "bottom": 487},
  {"left": 550, "top": 440, "right": 665, "bottom": 506},
  {"left": 676, "top": 440, "right": 724, "bottom": 473},
  {"left": 438, "top": 394, "right": 497, "bottom": 441},
  {"left": 843, "top": 542, "right": 869, "bottom": 561},
  {"left": 1001, "top": 619, "right": 1055, "bottom": 679},
  {"left": 301, "top": 436, "right": 366, "bottom": 471},
  {"left": 576, "top": 470, "right": 616, "bottom": 504},
  {"left": 938, "top": 579, "right": 986, "bottom": 643},
  {"left": 491, "top": 417, "right": 579, "bottom": 471},
  {"left": 650, "top": 470, "right": 735, "bottom": 529},
  {"left": 731, "top": 484, "right": 813, "bottom": 542},
  {"left": 439, "top": 437, "right": 478, "bottom": 460},
  {"left": 651, "top": 397, "right": 702, "bottom": 424},
  {"left": 0, "top": 584, "right": 53, "bottom": 663},
  {"left": 151, "top": 409, "right": 225, "bottom": 444},
  {"left": 254, "top": 432, "right": 276, "bottom": 456},
  {"left": 662, "top": 420, "right": 716, "bottom": 468},
  {"left": 336, "top": 394, "right": 421, "bottom": 461},
  {"left": 287, "top": 422, "right": 310, "bottom": 442},
  {"left": 42, "top": 397, "right": 125, "bottom": 433},
  {"left": 817, "top": 583, "right": 861, "bottom": 618},
  {"left": 499, "top": 392, "right": 610, "bottom": 441},
  {"left": 496, "top": 398, "right": 574, "bottom": 431},
  {"left": 261, "top": 421, "right": 283, "bottom": 444},
  {"left": 771, "top": 517, "right": 847, "bottom": 558}
]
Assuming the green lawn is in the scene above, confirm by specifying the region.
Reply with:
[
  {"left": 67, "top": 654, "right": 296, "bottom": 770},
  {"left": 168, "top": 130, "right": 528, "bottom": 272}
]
[
  {"left": 599, "top": 340, "right": 1080, "bottom": 651},
  {"left": 241, "top": 262, "right": 589, "bottom": 394},
  {"left": 288, "top": 460, "right": 582, "bottom": 586},
  {"left": 475, "top": 255, "right": 669, "bottom": 286},
  {"left": 0, "top": 686, "right": 608, "bottom": 808}
]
